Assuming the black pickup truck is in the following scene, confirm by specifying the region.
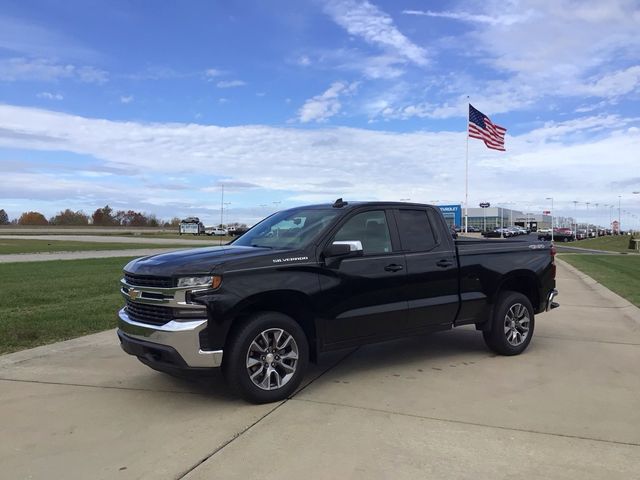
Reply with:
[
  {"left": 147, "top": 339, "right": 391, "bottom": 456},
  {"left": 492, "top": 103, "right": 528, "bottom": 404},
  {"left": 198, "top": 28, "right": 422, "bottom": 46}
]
[{"left": 118, "top": 200, "right": 559, "bottom": 403}]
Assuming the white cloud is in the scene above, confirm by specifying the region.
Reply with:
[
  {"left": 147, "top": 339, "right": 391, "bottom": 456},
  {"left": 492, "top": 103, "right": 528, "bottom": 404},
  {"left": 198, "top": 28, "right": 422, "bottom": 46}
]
[
  {"left": 0, "top": 104, "right": 638, "bottom": 222},
  {"left": 205, "top": 68, "right": 224, "bottom": 78},
  {"left": 120, "top": 95, "right": 134, "bottom": 104},
  {"left": 297, "top": 82, "right": 359, "bottom": 123},
  {"left": 0, "top": 15, "right": 98, "bottom": 61},
  {"left": 324, "top": 0, "right": 428, "bottom": 67},
  {"left": 578, "top": 66, "right": 640, "bottom": 97},
  {"left": 0, "top": 57, "right": 108, "bottom": 83},
  {"left": 37, "top": 92, "right": 63, "bottom": 101},
  {"left": 390, "top": 0, "right": 640, "bottom": 120},
  {"left": 216, "top": 79, "right": 246, "bottom": 88},
  {"left": 297, "top": 55, "right": 311, "bottom": 66},
  {"left": 402, "top": 9, "right": 534, "bottom": 26}
]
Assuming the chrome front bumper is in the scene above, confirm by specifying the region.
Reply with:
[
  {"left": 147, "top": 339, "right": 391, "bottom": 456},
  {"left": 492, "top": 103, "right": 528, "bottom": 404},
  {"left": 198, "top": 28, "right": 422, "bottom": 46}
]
[
  {"left": 546, "top": 288, "right": 560, "bottom": 312},
  {"left": 118, "top": 274, "right": 223, "bottom": 368},
  {"left": 118, "top": 309, "right": 223, "bottom": 368}
]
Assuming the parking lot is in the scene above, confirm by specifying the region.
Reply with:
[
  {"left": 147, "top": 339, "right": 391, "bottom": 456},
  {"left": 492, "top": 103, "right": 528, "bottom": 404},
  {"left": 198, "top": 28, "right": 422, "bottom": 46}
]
[{"left": 1, "top": 260, "right": 639, "bottom": 479}]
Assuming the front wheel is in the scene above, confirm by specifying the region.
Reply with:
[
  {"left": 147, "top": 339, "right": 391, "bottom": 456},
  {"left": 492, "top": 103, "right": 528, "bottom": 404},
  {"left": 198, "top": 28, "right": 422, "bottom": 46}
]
[
  {"left": 483, "top": 291, "right": 535, "bottom": 355},
  {"left": 223, "top": 312, "right": 309, "bottom": 403}
]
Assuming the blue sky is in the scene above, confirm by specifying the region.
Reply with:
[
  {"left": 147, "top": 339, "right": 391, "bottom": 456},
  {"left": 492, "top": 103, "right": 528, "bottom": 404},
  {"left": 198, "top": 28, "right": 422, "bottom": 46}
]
[{"left": 1, "top": 0, "right": 639, "bottom": 227}]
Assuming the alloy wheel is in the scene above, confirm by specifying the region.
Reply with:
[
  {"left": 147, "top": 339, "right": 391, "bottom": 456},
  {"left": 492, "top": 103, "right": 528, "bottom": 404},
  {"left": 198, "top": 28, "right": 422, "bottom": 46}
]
[
  {"left": 245, "top": 328, "right": 299, "bottom": 390},
  {"left": 504, "top": 303, "right": 530, "bottom": 346}
]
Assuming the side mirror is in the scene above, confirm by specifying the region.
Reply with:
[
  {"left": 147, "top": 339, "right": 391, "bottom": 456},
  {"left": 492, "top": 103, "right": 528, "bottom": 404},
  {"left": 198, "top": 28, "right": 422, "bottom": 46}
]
[{"left": 324, "top": 240, "right": 363, "bottom": 258}]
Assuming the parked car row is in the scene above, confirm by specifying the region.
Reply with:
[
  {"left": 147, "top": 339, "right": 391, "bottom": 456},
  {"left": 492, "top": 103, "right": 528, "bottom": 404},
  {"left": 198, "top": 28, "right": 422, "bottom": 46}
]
[{"left": 482, "top": 227, "right": 531, "bottom": 238}]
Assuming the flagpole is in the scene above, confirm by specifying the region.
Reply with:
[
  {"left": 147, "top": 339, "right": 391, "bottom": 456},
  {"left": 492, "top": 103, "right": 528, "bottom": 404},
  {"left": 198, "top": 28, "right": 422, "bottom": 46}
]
[{"left": 464, "top": 97, "right": 469, "bottom": 234}]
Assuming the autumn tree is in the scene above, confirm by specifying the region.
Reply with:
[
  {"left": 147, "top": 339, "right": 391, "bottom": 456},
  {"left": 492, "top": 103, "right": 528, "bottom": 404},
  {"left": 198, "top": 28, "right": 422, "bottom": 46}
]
[
  {"left": 92, "top": 205, "right": 117, "bottom": 226},
  {"left": 0, "top": 209, "right": 9, "bottom": 225},
  {"left": 114, "top": 210, "right": 150, "bottom": 226},
  {"left": 50, "top": 209, "right": 89, "bottom": 226},
  {"left": 18, "top": 211, "right": 48, "bottom": 225}
]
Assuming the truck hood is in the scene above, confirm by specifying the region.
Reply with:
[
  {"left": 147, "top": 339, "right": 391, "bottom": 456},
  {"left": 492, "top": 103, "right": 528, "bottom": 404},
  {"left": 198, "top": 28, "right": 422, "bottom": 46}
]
[{"left": 124, "top": 245, "right": 283, "bottom": 276}]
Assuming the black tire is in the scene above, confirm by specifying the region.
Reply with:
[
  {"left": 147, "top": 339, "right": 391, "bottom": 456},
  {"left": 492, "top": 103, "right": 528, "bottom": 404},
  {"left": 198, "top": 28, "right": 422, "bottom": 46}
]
[
  {"left": 223, "top": 312, "right": 309, "bottom": 403},
  {"left": 482, "top": 291, "right": 535, "bottom": 356}
]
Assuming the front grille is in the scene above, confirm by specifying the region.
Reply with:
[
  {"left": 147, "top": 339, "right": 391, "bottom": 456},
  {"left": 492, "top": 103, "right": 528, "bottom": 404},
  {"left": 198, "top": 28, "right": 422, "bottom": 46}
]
[
  {"left": 124, "top": 273, "right": 173, "bottom": 288},
  {"left": 125, "top": 300, "right": 173, "bottom": 326}
]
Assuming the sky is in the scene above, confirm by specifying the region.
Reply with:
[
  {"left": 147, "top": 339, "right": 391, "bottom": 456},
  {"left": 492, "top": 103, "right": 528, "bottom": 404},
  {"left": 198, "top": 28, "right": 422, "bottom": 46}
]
[{"left": 1, "top": 0, "right": 639, "bottom": 228}]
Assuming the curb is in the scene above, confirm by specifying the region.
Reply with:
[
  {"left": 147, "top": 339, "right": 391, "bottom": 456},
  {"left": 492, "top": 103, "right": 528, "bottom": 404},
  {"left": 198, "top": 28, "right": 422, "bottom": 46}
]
[
  {"left": 556, "top": 258, "right": 640, "bottom": 326},
  {"left": 0, "top": 330, "right": 115, "bottom": 367}
]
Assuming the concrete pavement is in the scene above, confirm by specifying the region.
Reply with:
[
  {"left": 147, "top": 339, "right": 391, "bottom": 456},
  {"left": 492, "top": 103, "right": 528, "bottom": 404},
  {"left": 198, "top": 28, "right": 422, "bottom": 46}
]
[{"left": 1, "top": 261, "right": 639, "bottom": 479}]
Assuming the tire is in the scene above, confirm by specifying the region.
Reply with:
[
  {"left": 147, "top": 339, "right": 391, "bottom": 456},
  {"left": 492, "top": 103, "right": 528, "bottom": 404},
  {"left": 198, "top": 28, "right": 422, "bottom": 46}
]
[
  {"left": 482, "top": 291, "right": 535, "bottom": 356},
  {"left": 223, "top": 312, "right": 309, "bottom": 403}
]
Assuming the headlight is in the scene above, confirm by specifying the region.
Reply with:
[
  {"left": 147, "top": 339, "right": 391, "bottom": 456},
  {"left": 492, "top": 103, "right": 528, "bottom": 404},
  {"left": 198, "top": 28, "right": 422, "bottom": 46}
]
[{"left": 177, "top": 275, "right": 221, "bottom": 288}]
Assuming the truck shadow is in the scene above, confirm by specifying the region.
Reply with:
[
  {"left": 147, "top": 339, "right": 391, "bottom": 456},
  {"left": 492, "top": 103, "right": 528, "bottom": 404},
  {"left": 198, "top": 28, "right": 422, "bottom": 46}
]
[
  {"left": 152, "top": 328, "right": 496, "bottom": 401},
  {"left": 313, "top": 328, "right": 494, "bottom": 378}
]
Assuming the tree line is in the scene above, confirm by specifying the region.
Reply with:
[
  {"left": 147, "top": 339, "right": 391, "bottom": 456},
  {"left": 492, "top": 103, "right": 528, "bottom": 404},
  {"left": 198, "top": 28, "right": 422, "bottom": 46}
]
[{"left": 0, "top": 206, "right": 181, "bottom": 227}]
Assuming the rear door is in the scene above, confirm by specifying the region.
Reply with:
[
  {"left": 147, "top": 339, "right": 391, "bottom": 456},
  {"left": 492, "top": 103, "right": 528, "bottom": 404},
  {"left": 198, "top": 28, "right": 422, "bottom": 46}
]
[
  {"left": 318, "top": 208, "right": 408, "bottom": 347},
  {"left": 393, "top": 207, "right": 459, "bottom": 331}
]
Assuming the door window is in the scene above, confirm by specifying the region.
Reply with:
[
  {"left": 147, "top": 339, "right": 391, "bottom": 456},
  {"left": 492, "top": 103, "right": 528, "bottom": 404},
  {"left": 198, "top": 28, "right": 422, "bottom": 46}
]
[
  {"left": 396, "top": 209, "right": 437, "bottom": 252},
  {"left": 333, "top": 210, "right": 392, "bottom": 254}
]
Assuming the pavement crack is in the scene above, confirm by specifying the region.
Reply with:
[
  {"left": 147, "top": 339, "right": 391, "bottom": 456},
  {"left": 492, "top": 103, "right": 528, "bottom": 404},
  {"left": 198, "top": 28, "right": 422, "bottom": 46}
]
[
  {"left": 292, "top": 397, "right": 640, "bottom": 448},
  {"left": 175, "top": 347, "right": 359, "bottom": 479},
  {"left": 534, "top": 335, "right": 640, "bottom": 346},
  {"left": 0, "top": 377, "right": 209, "bottom": 396}
]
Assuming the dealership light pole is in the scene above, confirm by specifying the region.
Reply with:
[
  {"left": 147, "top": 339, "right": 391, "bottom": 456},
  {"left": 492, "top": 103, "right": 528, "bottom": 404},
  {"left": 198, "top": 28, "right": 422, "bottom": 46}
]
[
  {"left": 220, "top": 184, "right": 225, "bottom": 228},
  {"left": 572, "top": 201, "right": 579, "bottom": 238},
  {"left": 618, "top": 195, "right": 622, "bottom": 233},
  {"left": 586, "top": 202, "right": 590, "bottom": 237},
  {"left": 546, "top": 197, "right": 554, "bottom": 242}
]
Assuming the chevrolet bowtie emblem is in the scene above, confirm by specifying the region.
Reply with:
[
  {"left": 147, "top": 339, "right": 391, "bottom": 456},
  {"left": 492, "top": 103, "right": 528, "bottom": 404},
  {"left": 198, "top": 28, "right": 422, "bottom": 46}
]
[{"left": 128, "top": 289, "right": 141, "bottom": 300}]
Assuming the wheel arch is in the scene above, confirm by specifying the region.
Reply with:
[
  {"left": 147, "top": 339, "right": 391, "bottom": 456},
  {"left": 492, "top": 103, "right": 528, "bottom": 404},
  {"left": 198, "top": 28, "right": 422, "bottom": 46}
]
[
  {"left": 481, "top": 271, "right": 540, "bottom": 332},
  {"left": 225, "top": 290, "right": 318, "bottom": 361}
]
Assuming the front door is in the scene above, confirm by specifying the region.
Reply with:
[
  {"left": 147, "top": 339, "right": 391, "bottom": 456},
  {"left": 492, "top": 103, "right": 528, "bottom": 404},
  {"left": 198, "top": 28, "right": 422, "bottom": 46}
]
[{"left": 318, "top": 209, "right": 408, "bottom": 348}]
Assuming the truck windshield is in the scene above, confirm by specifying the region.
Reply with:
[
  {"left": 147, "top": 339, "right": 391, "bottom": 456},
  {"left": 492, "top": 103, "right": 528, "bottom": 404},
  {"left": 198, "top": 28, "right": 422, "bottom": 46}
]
[{"left": 233, "top": 208, "right": 339, "bottom": 250}]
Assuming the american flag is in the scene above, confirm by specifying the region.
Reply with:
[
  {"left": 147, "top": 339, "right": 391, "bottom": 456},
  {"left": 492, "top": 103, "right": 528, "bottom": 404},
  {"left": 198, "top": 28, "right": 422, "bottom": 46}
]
[{"left": 468, "top": 104, "right": 506, "bottom": 151}]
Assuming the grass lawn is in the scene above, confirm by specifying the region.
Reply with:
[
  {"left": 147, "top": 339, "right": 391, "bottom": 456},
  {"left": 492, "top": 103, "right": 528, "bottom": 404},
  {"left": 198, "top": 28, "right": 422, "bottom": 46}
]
[
  {"left": 0, "top": 238, "right": 195, "bottom": 254},
  {"left": 570, "top": 235, "right": 638, "bottom": 253},
  {"left": 0, "top": 257, "right": 134, "bottom": 354},
  {"left": 560, "top": 254, "right": 640, "bottom": 307}
]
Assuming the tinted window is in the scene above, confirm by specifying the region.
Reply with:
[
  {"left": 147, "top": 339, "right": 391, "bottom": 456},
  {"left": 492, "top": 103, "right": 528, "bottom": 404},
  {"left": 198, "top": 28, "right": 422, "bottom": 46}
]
[
  {"left": 396, "top": 209, "right": 437, "bottom": 252},
  {"left": 333, "top": 210, "right": 392, "bottom": 254},
  {"left": 234, "top": 208, "right": 339, "bottom": 249}
]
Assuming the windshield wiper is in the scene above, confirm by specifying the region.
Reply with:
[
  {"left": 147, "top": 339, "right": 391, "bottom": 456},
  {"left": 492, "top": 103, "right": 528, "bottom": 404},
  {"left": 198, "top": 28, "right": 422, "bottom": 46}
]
[{"left": 251, "top": 244, "right": 274, "bottom": 249}]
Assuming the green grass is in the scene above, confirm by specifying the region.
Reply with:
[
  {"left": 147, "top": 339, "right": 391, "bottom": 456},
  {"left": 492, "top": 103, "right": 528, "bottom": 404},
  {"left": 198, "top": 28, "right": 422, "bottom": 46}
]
[
  {"left": 0, "top": 257, "right": 135, "bottom": 354},
  {"left": 570, "top": 235, "right": 638, "bottom": 253},
  {"left": 560, "top": 254, "right": 640, "bottom": 307},
  {"left": 0, "top": 238, "right": 197, "bottom": 254}
]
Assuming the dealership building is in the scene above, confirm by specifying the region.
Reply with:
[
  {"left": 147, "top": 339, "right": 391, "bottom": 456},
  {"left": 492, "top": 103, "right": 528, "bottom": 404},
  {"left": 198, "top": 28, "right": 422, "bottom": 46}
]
[{"left": 437, "top": 204, "right": 553, "bottom": 231}]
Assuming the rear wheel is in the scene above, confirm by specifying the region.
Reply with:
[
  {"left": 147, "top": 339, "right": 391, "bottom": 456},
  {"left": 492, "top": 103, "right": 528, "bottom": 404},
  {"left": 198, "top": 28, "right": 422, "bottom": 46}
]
[
  {"left": 482, "top": 291, "right": 534, "bottom": 355},
  {"left": 223, "top": 312, "right": 309, "bottom": 403}
]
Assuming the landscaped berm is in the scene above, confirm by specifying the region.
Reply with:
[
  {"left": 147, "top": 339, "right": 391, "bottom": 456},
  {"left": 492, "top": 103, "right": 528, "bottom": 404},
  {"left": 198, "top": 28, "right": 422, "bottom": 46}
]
[{"left": 561, "top": 254, "right": 640, "bottom": 307}]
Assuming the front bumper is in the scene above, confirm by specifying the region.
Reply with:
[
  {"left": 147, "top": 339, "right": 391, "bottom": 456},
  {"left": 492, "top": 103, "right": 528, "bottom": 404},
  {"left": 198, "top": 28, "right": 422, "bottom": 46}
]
[{"left": 118, "top": 308, "right": 223, "bottom": 368}]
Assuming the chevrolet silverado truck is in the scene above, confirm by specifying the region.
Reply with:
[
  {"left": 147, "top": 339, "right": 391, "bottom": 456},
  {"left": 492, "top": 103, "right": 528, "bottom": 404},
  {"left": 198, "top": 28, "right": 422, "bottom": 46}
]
[{"left": 118, "top": 199, "right": 559, "bottom": 403}]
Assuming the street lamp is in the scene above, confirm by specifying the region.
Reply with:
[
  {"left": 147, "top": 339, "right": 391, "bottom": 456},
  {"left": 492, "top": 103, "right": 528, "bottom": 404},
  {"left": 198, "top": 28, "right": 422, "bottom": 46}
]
[
  {"left": 586, "top": 202, "right": 590, "bottom": 237},
  {"left": 618, "top": 195, "right": 622, "bottom": 234},
  {"left": 546, "top": 197, "right": 554, "bottom": 242}
]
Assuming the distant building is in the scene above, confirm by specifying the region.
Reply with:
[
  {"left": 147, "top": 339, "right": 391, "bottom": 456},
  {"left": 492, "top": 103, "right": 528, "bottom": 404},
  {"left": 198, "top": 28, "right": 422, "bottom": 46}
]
[{"left": 437, "top": 204, "right": 552, "bottom": 231}]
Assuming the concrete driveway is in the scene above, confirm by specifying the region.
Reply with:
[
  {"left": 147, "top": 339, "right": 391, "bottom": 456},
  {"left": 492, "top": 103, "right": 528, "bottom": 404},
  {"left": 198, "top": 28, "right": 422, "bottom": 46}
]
[{"left": 1, "top": 261, "right": 639, "bottom": 479}]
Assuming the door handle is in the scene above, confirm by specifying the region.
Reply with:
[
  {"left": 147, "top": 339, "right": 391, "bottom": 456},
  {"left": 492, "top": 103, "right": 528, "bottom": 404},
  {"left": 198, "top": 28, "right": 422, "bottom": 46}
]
[
  {"left": 436, "top": 259, "right": 453, "bottom": 268},
  {"left": 384, "top": 264, "right": 404, "bottom": 272}
]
